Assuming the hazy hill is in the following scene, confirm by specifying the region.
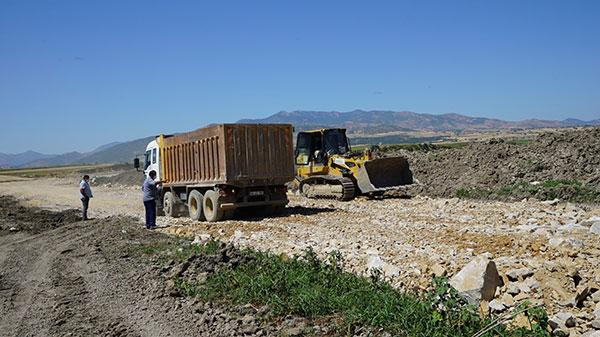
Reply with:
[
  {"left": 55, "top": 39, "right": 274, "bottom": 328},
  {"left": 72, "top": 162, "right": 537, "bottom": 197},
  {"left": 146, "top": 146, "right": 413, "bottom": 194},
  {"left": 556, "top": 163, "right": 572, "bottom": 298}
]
[
  {"left": 14, "top": 137, "right": 153, "bottom": 168},
  {"left": 0, "top": 151, "right": 56, "bottom": 168},
  {"left": 563, "top": 118, "right": 600, "bottom": 126},
  {"left": 21, "top": 152, "right": 85, "bottom": 168},
  {"left": 238, "top": 110, "right": 597, "bottom": 132},
  {"left": 71, "top": 136, "right": 154, "bottom": 165}
]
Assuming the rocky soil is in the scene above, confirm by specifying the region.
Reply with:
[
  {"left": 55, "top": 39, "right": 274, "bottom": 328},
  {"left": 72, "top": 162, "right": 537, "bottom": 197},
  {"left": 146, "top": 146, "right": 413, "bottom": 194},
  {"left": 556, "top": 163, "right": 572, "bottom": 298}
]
[{"left": 1, "top": 126, "right": 599, "bottom": 335}]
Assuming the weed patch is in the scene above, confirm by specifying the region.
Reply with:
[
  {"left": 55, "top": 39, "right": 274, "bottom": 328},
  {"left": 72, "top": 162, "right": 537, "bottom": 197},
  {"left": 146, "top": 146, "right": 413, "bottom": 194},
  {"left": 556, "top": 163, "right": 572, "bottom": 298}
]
[{"left": 167, "top": 245, "right": 550, "bottom": 336}]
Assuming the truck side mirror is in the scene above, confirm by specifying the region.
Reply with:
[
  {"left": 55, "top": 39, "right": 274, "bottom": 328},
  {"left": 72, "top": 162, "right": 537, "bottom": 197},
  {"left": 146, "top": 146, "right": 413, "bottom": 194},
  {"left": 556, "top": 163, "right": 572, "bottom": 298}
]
[{"left": 134, "top": 158, "right": 140, "bottom": 170}]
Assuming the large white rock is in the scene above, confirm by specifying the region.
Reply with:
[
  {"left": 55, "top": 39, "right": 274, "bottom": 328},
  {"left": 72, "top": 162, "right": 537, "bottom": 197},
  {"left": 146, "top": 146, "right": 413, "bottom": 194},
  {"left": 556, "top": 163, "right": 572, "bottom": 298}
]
[
  {"left": 591, "top": 222, "right": 600, "bottom": 235},
  {"left": 366, "top": 256, "right": 386, "bottom": 272},
  {"left": 449, "top": 256, "right": 502, "bottom": 306}
]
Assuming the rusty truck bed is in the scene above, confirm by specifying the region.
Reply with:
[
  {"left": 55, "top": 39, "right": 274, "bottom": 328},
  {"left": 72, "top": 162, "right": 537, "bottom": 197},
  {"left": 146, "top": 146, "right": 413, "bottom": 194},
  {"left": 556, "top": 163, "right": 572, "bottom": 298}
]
[{"left": 160, "top": 124, "right": 295, "bottom": 188}]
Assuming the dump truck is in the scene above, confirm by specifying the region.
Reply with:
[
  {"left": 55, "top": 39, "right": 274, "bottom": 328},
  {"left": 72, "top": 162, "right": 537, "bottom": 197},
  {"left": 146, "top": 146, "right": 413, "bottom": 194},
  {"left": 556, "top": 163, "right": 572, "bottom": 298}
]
[
  {"left": 294, "top": 128, "right": 413, "bottom": 200},
  {"left": 136, "top": 124, "right": 295, "bottom": 221}
]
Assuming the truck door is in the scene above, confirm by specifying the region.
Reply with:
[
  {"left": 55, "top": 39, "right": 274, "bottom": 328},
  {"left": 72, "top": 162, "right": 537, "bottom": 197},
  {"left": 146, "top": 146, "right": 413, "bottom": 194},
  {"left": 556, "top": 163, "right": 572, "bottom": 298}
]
[{"left": 144, "top": 140, "right": 162, "bottom": 180}]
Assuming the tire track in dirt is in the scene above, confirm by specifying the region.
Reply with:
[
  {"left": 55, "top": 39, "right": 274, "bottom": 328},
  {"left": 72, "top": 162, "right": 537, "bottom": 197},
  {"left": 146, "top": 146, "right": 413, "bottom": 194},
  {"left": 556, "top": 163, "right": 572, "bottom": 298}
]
[{"left": 0, "top": 224, "right": 92, "bottom": 336}]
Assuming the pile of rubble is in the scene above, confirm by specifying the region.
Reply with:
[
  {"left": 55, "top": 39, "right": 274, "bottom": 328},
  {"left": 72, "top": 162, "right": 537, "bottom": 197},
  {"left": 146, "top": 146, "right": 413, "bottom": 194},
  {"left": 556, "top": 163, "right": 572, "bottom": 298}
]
[{"left": 390, "top": 127, "right": 600, "bottom": 203}]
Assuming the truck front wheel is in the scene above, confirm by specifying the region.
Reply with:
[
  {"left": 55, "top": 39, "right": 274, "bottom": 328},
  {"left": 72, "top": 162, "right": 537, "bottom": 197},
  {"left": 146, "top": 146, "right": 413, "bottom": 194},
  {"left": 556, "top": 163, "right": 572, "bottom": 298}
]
[
  {"left": 163, "top": 192, "right": 179, "bottom": 218},
  {"left": 203, "top": 190, "right": 223, "bottom": 222},
  {"left": 188, "top": 190, "right": 205, "bottom": 221}
]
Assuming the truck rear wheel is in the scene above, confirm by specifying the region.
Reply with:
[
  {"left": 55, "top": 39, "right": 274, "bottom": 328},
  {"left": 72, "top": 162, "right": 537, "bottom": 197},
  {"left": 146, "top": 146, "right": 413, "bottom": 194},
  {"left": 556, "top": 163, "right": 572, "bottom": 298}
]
[
  {"left": 203, "top": 190, "right": 223, "bottom": 222},
  {"left": 188, "top": 190, "right": 205, "bottom": 221},
  {"left": 163, "top": 192, "right": 179, "bottom": 218}
]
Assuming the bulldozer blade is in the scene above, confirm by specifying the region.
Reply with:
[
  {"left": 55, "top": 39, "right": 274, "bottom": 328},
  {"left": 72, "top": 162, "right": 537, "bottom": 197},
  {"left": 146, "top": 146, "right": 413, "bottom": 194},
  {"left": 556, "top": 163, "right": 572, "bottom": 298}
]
[{"left": 357, "top": 157, "right": 413, "bottom": 194}]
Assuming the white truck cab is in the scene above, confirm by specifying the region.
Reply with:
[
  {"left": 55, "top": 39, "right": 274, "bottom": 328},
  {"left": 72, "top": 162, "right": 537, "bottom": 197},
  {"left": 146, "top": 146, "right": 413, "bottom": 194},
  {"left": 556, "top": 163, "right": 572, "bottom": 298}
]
[{"left": 143, "top": 140, "right": 162, "bottom": 180}]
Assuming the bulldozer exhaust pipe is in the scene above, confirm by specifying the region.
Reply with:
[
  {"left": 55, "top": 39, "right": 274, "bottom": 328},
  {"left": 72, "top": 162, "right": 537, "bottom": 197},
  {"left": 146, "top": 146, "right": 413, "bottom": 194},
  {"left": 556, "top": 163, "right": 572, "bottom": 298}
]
[{"left": 357, "top": 157, "right": 413, "bottom": 194}]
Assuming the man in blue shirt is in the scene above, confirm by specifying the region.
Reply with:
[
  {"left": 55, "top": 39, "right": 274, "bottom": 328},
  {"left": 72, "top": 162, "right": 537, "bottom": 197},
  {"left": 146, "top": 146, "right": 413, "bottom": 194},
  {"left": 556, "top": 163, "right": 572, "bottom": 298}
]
[
  {"left": 142, "top": 170, "right": 166, "bottom": 229},
  {"left": 79, "top": 175, "right": 93, "bottom": 220}
]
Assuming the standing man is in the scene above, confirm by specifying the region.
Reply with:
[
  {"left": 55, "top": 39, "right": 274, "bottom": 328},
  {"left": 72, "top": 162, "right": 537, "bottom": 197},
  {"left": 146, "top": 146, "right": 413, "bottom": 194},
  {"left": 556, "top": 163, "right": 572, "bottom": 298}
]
[
  {"left": 142, "top": 170, "right": 166, "bottom": 229},
  {"left": 79, "top": 175, "right": 93, "bottom": 220}
]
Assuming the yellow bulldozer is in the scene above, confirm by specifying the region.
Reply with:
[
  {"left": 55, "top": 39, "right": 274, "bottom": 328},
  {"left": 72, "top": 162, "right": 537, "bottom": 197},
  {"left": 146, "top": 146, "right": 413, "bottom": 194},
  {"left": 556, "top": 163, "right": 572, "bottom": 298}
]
[{"left": 294, "top": 128, "right": 413, "bottom": 200}]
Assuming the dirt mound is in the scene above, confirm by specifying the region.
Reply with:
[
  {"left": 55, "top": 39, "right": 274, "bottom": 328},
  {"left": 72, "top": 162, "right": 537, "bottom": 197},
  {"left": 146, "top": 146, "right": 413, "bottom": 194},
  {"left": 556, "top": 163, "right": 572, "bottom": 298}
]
[
  {"left": 388, "top": 127, "right": 600, "bottom": 203},
  {"left": 0, "top": 195, "right": 81, "bottom": 234}
]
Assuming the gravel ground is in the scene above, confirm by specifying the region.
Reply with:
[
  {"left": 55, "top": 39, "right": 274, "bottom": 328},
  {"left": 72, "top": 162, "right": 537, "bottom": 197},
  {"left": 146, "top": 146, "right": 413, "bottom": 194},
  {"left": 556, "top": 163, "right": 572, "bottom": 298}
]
[{"left": 1, "top": 127, "right": 599, "bottom": 335}]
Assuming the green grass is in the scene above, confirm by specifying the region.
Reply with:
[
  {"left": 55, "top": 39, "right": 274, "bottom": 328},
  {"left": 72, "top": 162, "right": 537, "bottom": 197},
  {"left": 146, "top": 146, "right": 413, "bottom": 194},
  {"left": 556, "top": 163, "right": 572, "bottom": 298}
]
[
  {"left": 166, "top": 246, "right": 549, "bottom": 336},
  {"left": 456, "top": 189, "right": 470, "bottom": 198}
]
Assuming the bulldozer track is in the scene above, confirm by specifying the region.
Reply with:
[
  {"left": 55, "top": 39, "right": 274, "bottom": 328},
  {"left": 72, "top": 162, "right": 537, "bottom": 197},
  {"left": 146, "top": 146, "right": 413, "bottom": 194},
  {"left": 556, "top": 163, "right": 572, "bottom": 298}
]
[
  {"left": 298, "top": 175, "right": 356, "bottom": 201},
  {"left": 340, "top": 177, "right": 355, "bottom": 201}
]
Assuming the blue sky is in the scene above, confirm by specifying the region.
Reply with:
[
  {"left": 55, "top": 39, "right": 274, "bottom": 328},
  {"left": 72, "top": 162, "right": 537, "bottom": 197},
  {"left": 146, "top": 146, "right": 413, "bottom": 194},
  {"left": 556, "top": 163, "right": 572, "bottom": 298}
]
[{"left": 1, "top": 0, "right": 598, "bottom": 154}]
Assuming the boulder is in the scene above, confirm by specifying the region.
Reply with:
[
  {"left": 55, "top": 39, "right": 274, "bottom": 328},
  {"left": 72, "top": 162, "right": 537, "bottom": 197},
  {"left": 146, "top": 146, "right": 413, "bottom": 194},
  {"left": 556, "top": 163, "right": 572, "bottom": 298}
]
[{"left": 449, "top": 256, "right": 502, "bottom": 306}]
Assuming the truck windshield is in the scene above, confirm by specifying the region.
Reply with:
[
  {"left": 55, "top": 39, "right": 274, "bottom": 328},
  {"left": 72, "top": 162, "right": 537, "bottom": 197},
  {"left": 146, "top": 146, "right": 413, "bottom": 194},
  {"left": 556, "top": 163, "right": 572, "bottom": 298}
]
[
  {"left": 144, "top": 150, "right": 151, "bottom": 169},
  {"left": 323, "top": 130, "right": 349, "bottom": 155}
]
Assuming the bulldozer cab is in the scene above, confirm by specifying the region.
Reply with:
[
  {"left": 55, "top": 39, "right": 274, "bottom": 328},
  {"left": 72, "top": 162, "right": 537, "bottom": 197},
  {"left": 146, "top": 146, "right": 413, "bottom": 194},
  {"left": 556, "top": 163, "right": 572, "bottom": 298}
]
[{"left": 295, "top": 129, "right": 350, "bottom": 165}]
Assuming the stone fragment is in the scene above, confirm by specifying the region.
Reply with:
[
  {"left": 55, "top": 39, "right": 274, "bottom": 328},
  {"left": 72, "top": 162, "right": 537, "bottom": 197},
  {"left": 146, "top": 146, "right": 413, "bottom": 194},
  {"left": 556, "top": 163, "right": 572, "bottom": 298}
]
[
  {"left": 581, "top": 216, "right": 600, "bottom": 227},
  {"left": 592, "top": 320, "right": 600, "bottom": 329},
  {"left": 383, "top": 264, "right": 400, "bottom": 277},
  {"left": 192, "top": 234, "right": 212, "bottom": 245},
  {"left": 581, "top": 332, "right": 600, "bottom": 337},
  {"left": 592, "top": 291, "right": 600, "bottom": 303},
  {"left": 549, "top": 312, "right": 577, "bottom": 329},
  {"left": 517, "top": 282, "right": 532, "bottom": 294},
  {"left": 592, "top": 223, "right": 600, "bottom": 235},
  {"left": 512, "top": 313, "right": 532, "bottom": 329},
  {"left": 514, "top": 293, "right": 530, "bottom": 301},
  {"left": 488, "top": 299, "right": 505, "bottom": 312},
  {"left": 431, "top": 263, "right": 447, "bottom": 277},
  {"left": 502, "top": 293, "right": 515, "bottom": 307},
  {"left": 524, "top": 278, "right": 541, "bottom": 292},
  {"left": 507, "top": 283, "right": 520, "bottom": 295},
  {"left": 574, "top": 284, "right": 590, "bottom": 307},
  {"left": 542, "top": 198, "right": 559, "bottom": 205},
  {"left": 449, "top": 257, "right": 502, "bottom": 306},
  {"left": 506, "top": 267, "right": 534, "bottom": 281},
  {"left": 479, "top": 300, "right": 489, "bottom": 313},
  {"left": 366, "top": 256, "right": 386, "bottom": 272},
  {"left": 549, "top": 238, "right": 566, "bottom": 247}
]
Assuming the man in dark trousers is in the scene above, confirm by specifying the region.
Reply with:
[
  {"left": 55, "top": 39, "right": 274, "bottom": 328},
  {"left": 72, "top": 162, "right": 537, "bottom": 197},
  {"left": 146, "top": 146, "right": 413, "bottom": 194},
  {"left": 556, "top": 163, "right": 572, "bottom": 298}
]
[
  {"left": 142, "top": 170, "right": 166, "bottom": 229},
  {"left": 79, "top": 175, "right": 93, "bottom": 220}
]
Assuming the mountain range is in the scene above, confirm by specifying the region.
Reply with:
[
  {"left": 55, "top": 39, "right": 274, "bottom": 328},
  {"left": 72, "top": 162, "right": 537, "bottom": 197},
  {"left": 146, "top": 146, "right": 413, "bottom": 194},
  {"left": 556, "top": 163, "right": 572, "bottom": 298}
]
[
  {"left": 239, "top": 110, "right": 600, "bottom": 133},
  {"left": 2, "top": 110, "right": 598, "bottom": 168}
]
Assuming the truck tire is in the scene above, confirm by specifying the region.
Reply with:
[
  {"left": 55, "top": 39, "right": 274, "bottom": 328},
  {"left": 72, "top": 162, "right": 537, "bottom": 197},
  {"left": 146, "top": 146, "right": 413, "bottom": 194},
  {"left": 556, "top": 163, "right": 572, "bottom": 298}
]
[
  {"left": 203, "top": 190, "right": 223, "bottom": 222},
  {"left": 188, "top": 190, "right": 205, "bottom": 221},
  {"left": 163, "top": 192, "right": 179, "bottom": 218}
]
